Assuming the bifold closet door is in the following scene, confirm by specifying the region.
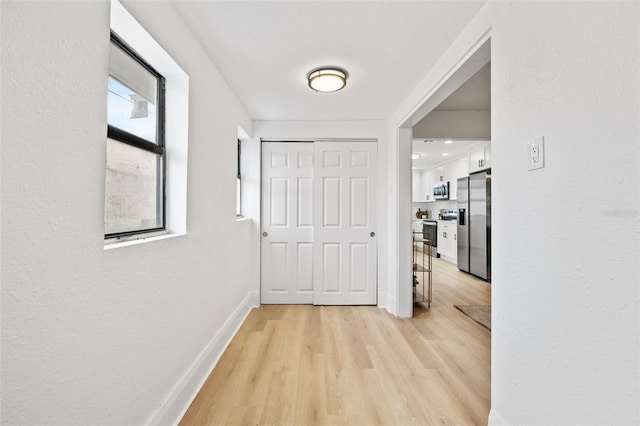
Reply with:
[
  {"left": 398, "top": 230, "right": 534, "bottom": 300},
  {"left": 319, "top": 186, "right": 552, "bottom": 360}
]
[
  {"left": 313, "top": 141, "right": 377, "bottom": 305},
  {"left": 261, "top": 142, "right": 314, "bottom": 304}
]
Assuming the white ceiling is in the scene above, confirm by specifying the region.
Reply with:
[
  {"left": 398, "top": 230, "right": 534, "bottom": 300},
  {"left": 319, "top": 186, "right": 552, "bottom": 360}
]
[
  {"left": 171, "top": 1, "right": 486, "bottom": 121},
  {"left": 412, "top": 139, "right": 485, "bottom": 171},
  {"left": 433, "top": 62, "right": 490, "bottom": 111}
]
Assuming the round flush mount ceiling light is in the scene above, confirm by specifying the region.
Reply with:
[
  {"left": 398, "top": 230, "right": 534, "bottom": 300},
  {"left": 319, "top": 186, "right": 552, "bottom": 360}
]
[{"left": 307, "top": 67, "right": 348, "bottom": 93}]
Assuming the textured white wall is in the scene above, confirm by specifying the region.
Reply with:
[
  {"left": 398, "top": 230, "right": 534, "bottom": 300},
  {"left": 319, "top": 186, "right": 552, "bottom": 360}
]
[
  {"left": 1, "top": 1, "right": 256, "bottom": 424},
  {"left": 490, "top": 2, "right": 639, "bottom": 424}
]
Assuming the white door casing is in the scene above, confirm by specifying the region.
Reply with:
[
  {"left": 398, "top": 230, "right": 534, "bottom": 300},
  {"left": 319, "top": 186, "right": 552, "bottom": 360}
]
[
  {"left": 261, "top": 142, "right": 314, "bottom": 304},
  {"left": 312, "top": 141, "right": 377, "bottom": 305}
]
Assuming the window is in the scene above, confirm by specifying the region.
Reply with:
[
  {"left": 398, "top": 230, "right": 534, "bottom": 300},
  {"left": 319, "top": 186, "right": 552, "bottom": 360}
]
[
  {"left": 236, "top": 139, "right": 242, "bottom": 216},
  {"left": 105, "top": 32, "right": 166, "bottom": 239}
]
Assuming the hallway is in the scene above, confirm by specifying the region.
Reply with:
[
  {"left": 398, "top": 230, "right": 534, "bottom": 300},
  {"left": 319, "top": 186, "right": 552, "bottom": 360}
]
[{"left": 181, "top": 258, "right": 491, "bottom": 425}]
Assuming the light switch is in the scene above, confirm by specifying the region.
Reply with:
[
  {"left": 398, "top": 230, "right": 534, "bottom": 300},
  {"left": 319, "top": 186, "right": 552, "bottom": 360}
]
[{"left": 527, "top": 137, "right": 545, "bottom": 171}]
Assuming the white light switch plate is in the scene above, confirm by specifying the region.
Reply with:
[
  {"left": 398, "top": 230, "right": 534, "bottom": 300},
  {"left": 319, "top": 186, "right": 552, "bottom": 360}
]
[{"left": 527, "top": 137, "right": 545, "bottom": 171}]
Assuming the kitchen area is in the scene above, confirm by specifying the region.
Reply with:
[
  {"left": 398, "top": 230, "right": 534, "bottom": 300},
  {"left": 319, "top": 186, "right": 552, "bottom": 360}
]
[{"left": 412, "top": 139, "right": 491, "bottom": 281}]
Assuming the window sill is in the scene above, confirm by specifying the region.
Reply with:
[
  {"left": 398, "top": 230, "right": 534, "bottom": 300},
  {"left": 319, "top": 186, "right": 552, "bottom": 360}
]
[{"left": 104, "top": 232, "right": 185, "bottom": 250}]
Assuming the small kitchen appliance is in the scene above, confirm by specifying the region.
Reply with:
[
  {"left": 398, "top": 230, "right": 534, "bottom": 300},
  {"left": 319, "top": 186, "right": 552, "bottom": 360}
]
[{"left": 433, "top": 182, "right": 449, "bottom": 200}]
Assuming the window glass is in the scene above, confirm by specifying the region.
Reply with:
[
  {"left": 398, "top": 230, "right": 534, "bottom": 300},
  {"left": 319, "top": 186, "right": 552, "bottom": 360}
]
[
  {"left": 108, "top": 40, "right": 159, "bottom": 143},
  {"left": 236, "top": 178, "right": 241, "bottom": 216},
  {"left": 107, "top": 76, "right": 158, "bottom": 143},
  {"left": 105, "top": 139, "right": 163, "bottom": 235},
  {"left": 236, "top": 139, "right": 241, "bottom": 216}
]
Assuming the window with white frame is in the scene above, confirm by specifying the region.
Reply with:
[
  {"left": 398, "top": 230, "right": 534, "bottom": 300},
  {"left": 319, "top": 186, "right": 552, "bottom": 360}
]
[{"left": 105, "top": 33, "right": 166, "bottom": 239}]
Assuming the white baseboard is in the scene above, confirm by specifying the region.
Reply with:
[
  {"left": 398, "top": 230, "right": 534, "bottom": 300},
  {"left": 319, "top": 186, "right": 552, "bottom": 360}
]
[
  {"left": 146, "top": 291, "right": 259, "bottom": 426},
  {"left": 438, "top": 254, "right": 457, "bottom": 265},
  {"left": 379, "top": 291, "right": 396, "bottom": 316},
  {"left": 488, "top": 408, "right": 508, "bottom": 425},
  {"left": 250, "top": 290, "right": 260, "bottom": 306},
  {"left": 377, "top": 291, "right": 389, "bottom": 311}
]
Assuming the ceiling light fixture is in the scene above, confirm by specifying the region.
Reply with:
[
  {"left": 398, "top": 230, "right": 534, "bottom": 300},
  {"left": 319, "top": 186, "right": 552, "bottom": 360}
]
[
  {"left": 412, "top": 152, "right": 423, "bottom": 160},
  {"left": 442, "top": 153, "right": 449, "bottom": 156},
  {"left": 444, "top": 140, "right": 453, "bottom": 144},
  {"left": 308, "top": 67, "right": 348, "bottom": 93}
]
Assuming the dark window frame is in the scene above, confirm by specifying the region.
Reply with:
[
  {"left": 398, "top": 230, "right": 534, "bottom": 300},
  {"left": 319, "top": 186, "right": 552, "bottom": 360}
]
[{"left": 105, "top": 32, "right": 167, "bottom": 240}]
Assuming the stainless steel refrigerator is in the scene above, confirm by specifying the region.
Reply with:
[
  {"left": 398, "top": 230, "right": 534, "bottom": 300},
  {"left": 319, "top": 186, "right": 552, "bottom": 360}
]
[
  {"left": 457, "top": 177, "right": 470, "bottom": 273},
  {"left": 457, "top": 171, "right": 491, "bottom": 281}
]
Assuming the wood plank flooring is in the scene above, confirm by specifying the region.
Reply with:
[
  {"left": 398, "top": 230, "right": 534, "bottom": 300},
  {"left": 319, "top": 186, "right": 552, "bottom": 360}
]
[{"left": 180, "top": 258, "right": 491, "bottom": 425}]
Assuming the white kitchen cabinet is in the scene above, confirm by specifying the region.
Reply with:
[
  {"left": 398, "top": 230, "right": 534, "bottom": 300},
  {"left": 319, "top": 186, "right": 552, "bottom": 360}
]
[
  {"left": 437, "top": 221, "right": 457, "bottom": 262},
  {"left": 421, "top": 168, "right": 436, "bottom": 202},
  {"left": 412, "top": 172, "right": 422, "bottom": 202},
  {"left": 433, "top": 163, "right": 448, "bottom": 184},
  {"left": 484, "top": 145, "right": 491, "bottom": 169},
  {"left": 448, "top": 156, "right": 468, "bottom": 200},
  {"left": 469, "top": 143, "right": 491, "bottom": 173}
]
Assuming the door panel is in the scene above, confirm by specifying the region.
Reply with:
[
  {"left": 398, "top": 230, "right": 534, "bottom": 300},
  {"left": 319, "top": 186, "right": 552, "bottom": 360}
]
[
  {"left": 297, "top": 178, "right": 313, "bottom": 227},
  {"left": 350, "top": 177, "right": 369, "bottom": 227},
  {"left": 261, "top": 142, "right": 314, "bottom": 304},
  {"left": 268, "top": 243, "right": 288, "bottom": 291},
  {"left": 296, "top": 242, "right": 313, "bottom": 292},
  {"left": 350, "top": 243, "right": 368, "bottom": 293},
  {"left": 313, "top": 142, "right": 377, "bottom": 305},
  {"left": 270, "top": 178, "right": 288, "bottom": 226},
  {"left": 322, "top": 243, "right": 341, "bottom": 293}
]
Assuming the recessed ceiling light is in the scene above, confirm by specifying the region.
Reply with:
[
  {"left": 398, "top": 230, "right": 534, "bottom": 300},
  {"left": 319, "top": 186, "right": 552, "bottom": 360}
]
[
  {"left": 308, "top": 67, "right": 348, "bottom": 92},
  {"left": 412, "top": 166, "right": 417, "bottom": 170},
  {"left": 442, "top": 153, "right": 449, "bottom": 156},
  {"left": 412, "top": 152, "right": 423, "bottom": 160},
  {"left": 444, "top": 140, "right": 453, "bottom": 144}
]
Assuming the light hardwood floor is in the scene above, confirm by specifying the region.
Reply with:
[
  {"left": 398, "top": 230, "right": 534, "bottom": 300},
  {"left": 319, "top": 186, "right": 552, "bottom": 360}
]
[{"left": 180, "top": 257, "right": 491, "bottom": 426}]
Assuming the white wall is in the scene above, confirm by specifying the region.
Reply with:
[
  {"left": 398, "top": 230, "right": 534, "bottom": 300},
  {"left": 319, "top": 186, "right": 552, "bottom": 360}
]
[
  {"left": 390, "top": 1, "right": 639, "bottom": 423},
  {"left": 1, "top": 1, "right": 257, "bottom": 424},
  {"left": 253, "top": 120, "right": 391, "bottom": 310},
  {"left": 490, "top": 2, "right": 639, "bottom": 424}
]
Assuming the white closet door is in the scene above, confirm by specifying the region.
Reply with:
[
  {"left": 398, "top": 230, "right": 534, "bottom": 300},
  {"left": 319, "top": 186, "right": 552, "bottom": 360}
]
[
  {"left": 261, "top": 142, "right": 314, "bottom": 304},
  {"left": 312, "top": 141, "right": 377, "bottom": 305}
]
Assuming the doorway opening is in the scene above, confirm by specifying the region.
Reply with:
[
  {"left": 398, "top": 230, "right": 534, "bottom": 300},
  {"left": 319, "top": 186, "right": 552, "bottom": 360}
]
[{"left": 398, "top": 38, "right": 491, "bottom": 318}]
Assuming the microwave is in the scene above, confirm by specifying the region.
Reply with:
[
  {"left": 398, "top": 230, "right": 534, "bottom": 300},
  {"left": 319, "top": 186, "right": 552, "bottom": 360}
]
[{"left": 433, "top": 182, "right": 449, "bottom": 200}]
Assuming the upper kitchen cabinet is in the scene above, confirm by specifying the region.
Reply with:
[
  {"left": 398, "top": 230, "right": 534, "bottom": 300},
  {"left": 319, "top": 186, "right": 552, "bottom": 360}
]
[
  {"left": 448, "top": 156, "right": 469, "bottom": 200},
  {"left": 469, "top": 143, "right": 491, "bottom": 173},
  {"left": 433, "top": 163, "right": 448, "bottom": 184},
  {"left": 421, "top": 168, "right": 436, "bottom": 202},
  {"left": 412, "top": 172, "right": 422, "bottom": 202}
]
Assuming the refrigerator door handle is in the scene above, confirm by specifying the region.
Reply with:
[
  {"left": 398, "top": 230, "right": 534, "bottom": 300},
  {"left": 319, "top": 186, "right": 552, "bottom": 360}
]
[{"left": 458, "top": 208, "right": 466, "bottom": 226}]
